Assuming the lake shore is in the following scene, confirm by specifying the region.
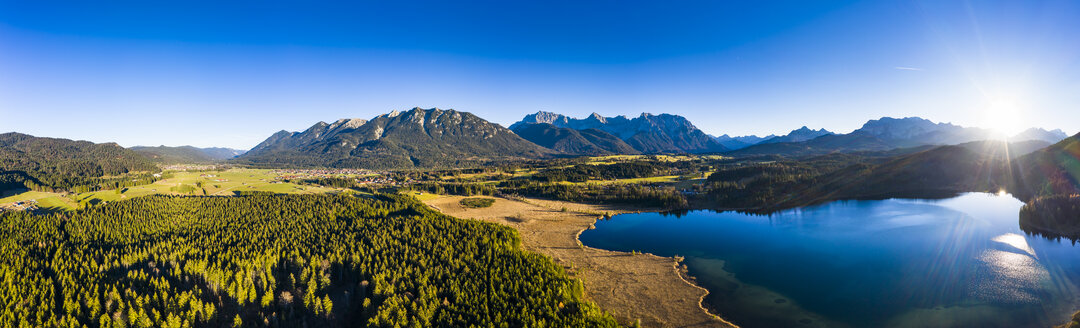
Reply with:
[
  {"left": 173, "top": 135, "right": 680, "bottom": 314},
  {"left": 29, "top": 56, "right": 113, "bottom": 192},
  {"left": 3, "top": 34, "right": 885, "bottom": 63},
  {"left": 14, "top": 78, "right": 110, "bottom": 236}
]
[{"left": 422, "top": 195, "right": 736, "bottom": 328}]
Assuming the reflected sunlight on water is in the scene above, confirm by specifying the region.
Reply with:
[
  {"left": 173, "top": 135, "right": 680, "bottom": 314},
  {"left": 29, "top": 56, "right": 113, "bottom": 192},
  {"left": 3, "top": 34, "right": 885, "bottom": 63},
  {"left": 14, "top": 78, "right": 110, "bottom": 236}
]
[
  {"left": 992, "top": 233, "right": 1036, "bottom": 257},
  {"left": 972, "top": 249, "right": 1047, "bottom": 304},
  {"left": 581, "top": 193, "right": 1080, "bottom": 327}
]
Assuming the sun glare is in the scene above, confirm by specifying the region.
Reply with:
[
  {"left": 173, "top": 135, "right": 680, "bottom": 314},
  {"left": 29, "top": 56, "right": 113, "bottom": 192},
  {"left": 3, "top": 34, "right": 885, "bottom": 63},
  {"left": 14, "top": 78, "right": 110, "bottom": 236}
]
[{"left": 981, "top": 97, "right": 1023, "bottom": 138}]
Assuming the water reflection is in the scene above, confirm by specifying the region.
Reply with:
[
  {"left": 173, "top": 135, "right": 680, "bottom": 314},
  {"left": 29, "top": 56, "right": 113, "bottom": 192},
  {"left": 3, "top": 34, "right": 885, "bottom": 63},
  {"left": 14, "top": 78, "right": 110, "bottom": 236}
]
[
  {"left": 991, "top": 233, "right": 1037, "bottom": 258},
  {"left": 972, "top": 249, "right": 1047, "bottom": 304},
  {"left": 580, "top": 193, "right": 1080, "bottom": 327}
]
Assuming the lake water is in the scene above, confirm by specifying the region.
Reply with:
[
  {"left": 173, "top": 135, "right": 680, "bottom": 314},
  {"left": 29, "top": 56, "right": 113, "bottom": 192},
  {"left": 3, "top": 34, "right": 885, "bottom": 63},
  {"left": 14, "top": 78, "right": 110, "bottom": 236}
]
[{"left": 579, "top": 193, "right": 1080, "bottom": 328}]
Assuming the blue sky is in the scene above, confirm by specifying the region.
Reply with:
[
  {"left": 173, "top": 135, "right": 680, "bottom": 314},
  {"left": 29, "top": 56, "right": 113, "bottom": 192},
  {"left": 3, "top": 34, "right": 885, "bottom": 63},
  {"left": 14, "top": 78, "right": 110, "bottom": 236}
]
[{"left": 1, "top": 0, "right": 1078, "bottom": 149}]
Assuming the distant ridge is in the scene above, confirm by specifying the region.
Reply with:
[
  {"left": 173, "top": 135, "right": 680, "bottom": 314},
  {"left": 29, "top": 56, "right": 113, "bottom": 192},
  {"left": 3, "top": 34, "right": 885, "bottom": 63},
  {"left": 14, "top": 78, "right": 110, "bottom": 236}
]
[
  {"left": 727, "top": 116, "right": 1031, "bottom": 157},
  {"left": 511, "top": 111, "right": 726, "bottom": 154},
  {"left": 1009, "top": 128, "right": 1068, "bottom": 144},
  {"left": 238, "top": 107, "right": 552, "bottom": 169},
  {"left": 131, "top": 145, "right": 246, "bottom": 163},
  {"left": 757, "top": 126, "right": 833, "bottom": 144},
  {"left": 713, "top": 134, "right": 776, "bottom": 150}
]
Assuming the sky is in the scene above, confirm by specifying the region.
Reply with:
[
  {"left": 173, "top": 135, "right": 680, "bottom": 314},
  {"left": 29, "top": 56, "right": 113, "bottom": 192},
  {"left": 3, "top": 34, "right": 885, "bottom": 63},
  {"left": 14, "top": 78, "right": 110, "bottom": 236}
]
[{"left": 1, "top": 0, "right": 1078, "bottom": 149}]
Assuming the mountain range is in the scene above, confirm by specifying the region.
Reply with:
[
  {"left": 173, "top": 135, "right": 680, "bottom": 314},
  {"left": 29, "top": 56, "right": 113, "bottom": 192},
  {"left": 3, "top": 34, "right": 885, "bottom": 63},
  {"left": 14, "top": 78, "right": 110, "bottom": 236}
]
[
  {"left": 1009, "top": 128, "right": 1069, "bottom": 144},
  {"left": 232, "top": 108, "right": 1072, "bottom": 168},
  {"left": 713, "top": 134, "right": 776, "bottom": 150},
  {"left": 1, "top": 109, "right": 1073, "bottom": 173},
  {"left": 509, "top": 111, "right": 726, "bottom": 154},
  {"left": 131, "top": 145, "right": 246, "bottom": 163},
  {"left": 237, "top": 107, "right": 551, "bottom": 169},
  {"left": 756, "top": 126, "right": 833, "bottom": 144},
  {"left": 727, "top": 117, "right": 1069, "bottom": 157},
  {"left": 239, "top": 109, "right": 729, "bottom": 168}
]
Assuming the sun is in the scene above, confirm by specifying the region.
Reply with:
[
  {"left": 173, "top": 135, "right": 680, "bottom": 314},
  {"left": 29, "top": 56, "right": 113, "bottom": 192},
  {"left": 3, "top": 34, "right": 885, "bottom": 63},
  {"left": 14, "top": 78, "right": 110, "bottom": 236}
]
[{"left": 980, "top": 97, "right": 1024, "bottom": 138}]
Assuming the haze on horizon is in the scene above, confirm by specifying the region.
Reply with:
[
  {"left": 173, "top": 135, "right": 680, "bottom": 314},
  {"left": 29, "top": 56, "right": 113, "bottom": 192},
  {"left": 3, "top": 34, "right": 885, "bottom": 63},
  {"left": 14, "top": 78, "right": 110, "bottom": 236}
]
[{"left": 1, "top": 0, "right": 1078, "bottom": 149}]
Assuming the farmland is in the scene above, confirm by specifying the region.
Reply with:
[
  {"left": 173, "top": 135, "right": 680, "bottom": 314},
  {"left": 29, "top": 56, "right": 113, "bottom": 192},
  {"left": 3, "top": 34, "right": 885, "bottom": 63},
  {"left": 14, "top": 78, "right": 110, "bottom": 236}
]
[{"left": 0, "top": 169, "right": 347, "bottom": 211}]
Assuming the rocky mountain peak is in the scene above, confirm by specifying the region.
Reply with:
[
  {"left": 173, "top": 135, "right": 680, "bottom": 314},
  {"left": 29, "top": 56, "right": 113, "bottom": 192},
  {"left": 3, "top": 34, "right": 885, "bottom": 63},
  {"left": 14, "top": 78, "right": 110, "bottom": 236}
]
[
  {"left": 241, "top": 107, "right": 551, "bottom": 168},
  {"left": 1011, "top": 127, "right": 1070, "bottom": 144},
  {"left": 510, "top": 111, "right": 726, "bottom": 154},
  {"left": 855, "top": 117, "right": 979, "bottom": 143},
  {"left": 586, "top": 112, "right": 607, "bottom": 123}
]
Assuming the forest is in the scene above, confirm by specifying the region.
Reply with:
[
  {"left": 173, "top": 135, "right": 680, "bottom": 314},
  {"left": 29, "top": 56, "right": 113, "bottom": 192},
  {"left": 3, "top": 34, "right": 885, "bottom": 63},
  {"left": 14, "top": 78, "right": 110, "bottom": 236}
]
[
  {"left": 0, "top": 133, "right": 159, "bottom": 193},
  {"left": 528, "top": 162, "right": 669, "bottom": 183},
  {"left": 1020, "top": 194, "right": 1080, "bottom": 242},
  {"left": 0, "top": 193, "right": 617, "bottom": 327}
]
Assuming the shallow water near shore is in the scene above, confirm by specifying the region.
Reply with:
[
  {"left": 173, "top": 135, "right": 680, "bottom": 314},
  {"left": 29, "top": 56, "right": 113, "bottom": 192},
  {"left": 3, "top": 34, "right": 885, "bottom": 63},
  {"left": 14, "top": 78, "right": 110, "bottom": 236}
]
[{"left": 579, "top": 193, "right": 1080, "bottom": 328}]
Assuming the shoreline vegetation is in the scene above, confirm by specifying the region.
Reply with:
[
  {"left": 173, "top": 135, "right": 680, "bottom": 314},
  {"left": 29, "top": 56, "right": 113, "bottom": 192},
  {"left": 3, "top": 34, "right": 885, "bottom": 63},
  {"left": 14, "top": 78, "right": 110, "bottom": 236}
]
[
  {"left": 422, "top": 194, "right": 737, "bottom": 328},
  {"left": 1019, "top": 194, "right": 1080, "bottom": 242}
]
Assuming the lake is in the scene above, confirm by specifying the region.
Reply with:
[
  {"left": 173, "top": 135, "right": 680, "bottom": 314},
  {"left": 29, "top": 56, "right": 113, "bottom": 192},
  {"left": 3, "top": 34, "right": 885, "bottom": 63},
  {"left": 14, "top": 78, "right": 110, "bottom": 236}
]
[{"left": 579, "top": 193, "right": 1080, "bottom": 328}]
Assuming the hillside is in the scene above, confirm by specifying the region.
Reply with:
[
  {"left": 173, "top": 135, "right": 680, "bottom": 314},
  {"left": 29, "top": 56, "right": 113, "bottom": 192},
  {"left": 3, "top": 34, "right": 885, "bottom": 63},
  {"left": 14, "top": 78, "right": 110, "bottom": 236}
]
[
  {"left": 726, "top": 131, "right": 896, "bottom": 157},
  {"left": 959, "top": 139, "right": 1050, "bottom": 158},
  {"left": 0, "top": 132, "right": 158, "bottom": 191},
  {"left": 238, "top": 107, "right": 553, "bottom": 169},
  {"left": 131, "top": 145, "right": 246, "bottom": 163},
  {"left": 745, "top": 140, "right": 1040, "bottom": 209},
  {"left": 1011, "top": 133, "right": 1080, "bottom": 200},
  {"left": 817, "top": 142, "right": 1013, "bottom": 199},
  {"left": 511, "top": 111, "right": 726, "bottom": 154}
]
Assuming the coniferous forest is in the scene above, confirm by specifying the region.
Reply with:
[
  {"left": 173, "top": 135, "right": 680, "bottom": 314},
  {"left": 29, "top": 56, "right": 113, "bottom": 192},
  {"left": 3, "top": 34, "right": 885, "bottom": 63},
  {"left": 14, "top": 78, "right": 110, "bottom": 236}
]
[
  {"left": 0, "top": 133, "right": 159, "bottom": 192},
  {"left": 0, "top": 193, "right": 617, "bottom": 328}
]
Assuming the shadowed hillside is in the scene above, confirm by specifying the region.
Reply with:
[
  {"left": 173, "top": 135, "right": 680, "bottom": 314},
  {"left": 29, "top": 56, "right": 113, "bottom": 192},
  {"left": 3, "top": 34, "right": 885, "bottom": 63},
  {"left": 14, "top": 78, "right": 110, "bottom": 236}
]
[{"left": 0, "top": 132, "right": 158, "bottom": 192}]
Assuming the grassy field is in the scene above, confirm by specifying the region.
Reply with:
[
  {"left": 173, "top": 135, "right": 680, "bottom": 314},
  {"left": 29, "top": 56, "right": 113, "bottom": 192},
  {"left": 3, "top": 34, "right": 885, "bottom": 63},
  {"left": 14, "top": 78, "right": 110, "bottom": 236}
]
[
  {"left": 571, "top": 172, "right": 711, "bottom": 186},
  {"left": 0, "top": 191, "right": 78, "bottom": 211},
  {"left": 585, "top": 154, "right": 725, "bottom": 165},
  {"left": 79, "top": 169, "right": 339, "bottom": 204},
  {"left": 1, "top": 169, "right": 345, "bottom": 212},
  {"left": 438, "top": 169, "right": 541, "bottom": 182},
  {"left": 403, "top": 190, "right": 442, "bottom": 201},
  {"left": 422, "top": 195, "right": 734, "bottom": 328}
]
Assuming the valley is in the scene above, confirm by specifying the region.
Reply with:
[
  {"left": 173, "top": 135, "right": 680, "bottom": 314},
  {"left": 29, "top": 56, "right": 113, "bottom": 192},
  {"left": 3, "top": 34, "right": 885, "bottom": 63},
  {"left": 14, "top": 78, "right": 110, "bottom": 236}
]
[
  {"left": 2, "top": 108, "right": 1079, "bottom": 328},
  {"left": 0, "top": 169, "right": 346, "bottom": 212},
  {"left": 6, "top": 3, "right": 1080, "bottom": 327}
]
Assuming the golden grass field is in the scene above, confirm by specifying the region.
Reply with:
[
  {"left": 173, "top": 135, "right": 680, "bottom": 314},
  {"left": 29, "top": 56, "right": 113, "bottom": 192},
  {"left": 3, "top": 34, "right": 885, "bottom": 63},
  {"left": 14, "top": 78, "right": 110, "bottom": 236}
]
[
  {"left": 423, "top": 195, "right": 737, "bottom": 328},
  {"left": 0, "top": 169, "right": 342, "bottom": 211}
]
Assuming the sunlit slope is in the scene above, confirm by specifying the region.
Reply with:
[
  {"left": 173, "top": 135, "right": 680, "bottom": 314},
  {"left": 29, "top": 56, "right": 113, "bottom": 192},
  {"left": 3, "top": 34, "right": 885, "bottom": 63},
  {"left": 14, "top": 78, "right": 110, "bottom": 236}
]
[{"left": 1012, "top": 133, "right": 1080, "bottom": 200}]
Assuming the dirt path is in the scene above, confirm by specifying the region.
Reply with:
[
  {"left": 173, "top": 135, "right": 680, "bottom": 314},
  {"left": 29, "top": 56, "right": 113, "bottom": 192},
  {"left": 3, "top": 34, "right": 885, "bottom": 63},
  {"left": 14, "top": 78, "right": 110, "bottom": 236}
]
[{"left": 423, "top": 196, "right": 737, "bottom": 328}]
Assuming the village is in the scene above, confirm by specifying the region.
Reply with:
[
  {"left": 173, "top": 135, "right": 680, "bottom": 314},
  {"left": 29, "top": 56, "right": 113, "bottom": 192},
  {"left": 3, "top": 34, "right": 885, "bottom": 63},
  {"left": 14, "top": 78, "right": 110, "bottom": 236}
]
[
  {"left": 271, "top": 168, "right": 412, "bottom": 186},
  {"left": 160, "top": 164, "right": 229, "bottom": 171},
  {"left": 0, "top": 199, "right": 39, "bottom": 213}
]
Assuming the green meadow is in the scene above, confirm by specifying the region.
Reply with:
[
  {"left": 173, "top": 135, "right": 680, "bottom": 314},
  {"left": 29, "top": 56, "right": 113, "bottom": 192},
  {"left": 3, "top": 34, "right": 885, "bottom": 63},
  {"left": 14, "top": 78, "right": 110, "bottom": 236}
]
[{"left": 0, "top": 169, "right": 344, "bottom": 212}]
